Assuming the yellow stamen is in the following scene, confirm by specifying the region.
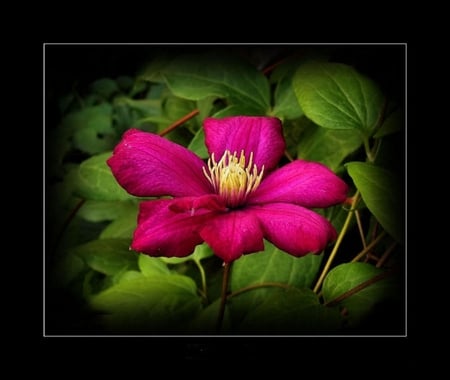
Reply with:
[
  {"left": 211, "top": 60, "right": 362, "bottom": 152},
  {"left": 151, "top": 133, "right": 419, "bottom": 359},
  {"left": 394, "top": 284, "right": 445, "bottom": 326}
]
[{"left": 203, "top": 150, "right": 264, "bottom": 208}]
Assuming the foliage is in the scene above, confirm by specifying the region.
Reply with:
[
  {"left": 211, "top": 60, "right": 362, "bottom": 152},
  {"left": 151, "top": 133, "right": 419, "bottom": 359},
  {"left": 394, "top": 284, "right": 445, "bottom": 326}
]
[{"left": 46, "top": 46, "right": 405, "bottom": 336}]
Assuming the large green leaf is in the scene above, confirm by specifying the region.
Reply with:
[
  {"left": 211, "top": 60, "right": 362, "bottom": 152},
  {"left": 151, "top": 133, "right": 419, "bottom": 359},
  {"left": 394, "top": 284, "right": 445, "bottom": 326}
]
[
  {"left": 346, "top": 162, "right": 404, "bottom": 243},
  {"left": 231, "top": 242, "right": 322, "bottom": 291},
  {"left": 71, "top": 152, "right": 136, "bottom": 201},
  {"left": 293, "top": 62, "right": 384, "bottom": 133},
  {"left": 71, "top": 238, "right": 138, "bottom": 276},
  {"left": 297, "top": 122, "right": 363, "bottom": 172},
  {"left": 77, "top": 200, "right": 137, "bottom": 222},
  {"left": 90, "top": 273, "right": 202, "bottom": 333},
  {"left": 161, "top": 51, "right": 270, "bottom": 114},
  {"left": 322, "top": 262, "right": 399, "bottom": 328},
  {"left": 236, "top": 288, "right": 341, "bottom": 334},
  {"left": 270, "top": 59, "right": 305, "bottom": 120},
  {"left": 229, "top": 241, "right": 322, "bottom": 325},
  {"left": 138, "top": 254, "right": 171, "bottom": 276}
]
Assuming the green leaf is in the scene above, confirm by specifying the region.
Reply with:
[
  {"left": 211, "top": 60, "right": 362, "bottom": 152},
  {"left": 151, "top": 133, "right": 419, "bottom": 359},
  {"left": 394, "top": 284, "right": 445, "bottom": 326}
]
[
  {"left": 99, "top": 203, "right": 138, "bottom": 239},
  {"left": 138, "top": 54, "right": 175, "bottom": 83},
  {"left": 62, "top": 103, "right": 117, "bottom": 154},
  {"left": 272, "top": 76, "right": 304, "bottom": 120},
  {"left": 231, "top": 241, "right": 322, "bottom": 291},
  {"left": 138, "top": 254, "right": 171, "bottom": 276},
  {"left": 188, "top": 128, "right": 208, "bottom": 159},
  {"left": 270, "top": 58, "right": 306, "bottom": 120},
  {"left": 77, "top": 200, "right": 137, "bottom": 222},
  {"left": 281, "top": 117, "right": 310, "bottom": 158},
  {"left": 297, "top": 122, "right": 363, "bottom": 172},
  {"left": 90, "top": 274, "right": 202, "bottom": 333},
  {"left": 188, "top": 299, "right": 232, "bottom": 334},
  {"left": 236, "top": 288, "right": 341, "bottom": 334},
  {"left": 72, "top": 238, "right": 138, "bottom": 276},
  {"left": 116, "top": 76, "right": 134, "bottom": 92},
  {"left": 71, "top": 152, "right": 136, "bottom": 201},
  {"left": 374, "top": 108, "right": 404, "bottom": 138},
  {"left": 115, "top": 97, "right": 162, "bottom": 118},
  {"left": 53, "top": 251, "right": 87, "bottom": 287},
  {"left": 322, "top": 262, "right": 399, "bottom": 327},
  {"left": 346, "top": 162, "right": 404, "bottom": 243},
  {"left": 62, "top": 103, "right": 113, "bottom": 132},
  {"left": 161, "top": 51, "right": 270, "bottom": 114},
  {"left": 212, "top": 104, "right": 262, "bottom": 118},
  {"left": 129, "top": 80, "right": 150, "bottom": 98},
  {"left": 197, "top": 96, "right": 219, "bottom": 120},
  {"left": 160, "top": 243, "right": 214, "bottom": 265},
  {"left": 229, "top": 241, "right": 322, "bottom": 325},
  {"left": 73, "top": 128, "right": 117, "bottom": 155},
  {"left": 162, "top": 95, "right": 197, "bottom": 123},
  {"left": 114, "top": 270, "right": 144, "bottom": 282},
  {"left": 90, "top": 78, "right": 120, "bottom": 99},
  {"left": 293, "top": 62, "right": 384, "bottom": 133}
]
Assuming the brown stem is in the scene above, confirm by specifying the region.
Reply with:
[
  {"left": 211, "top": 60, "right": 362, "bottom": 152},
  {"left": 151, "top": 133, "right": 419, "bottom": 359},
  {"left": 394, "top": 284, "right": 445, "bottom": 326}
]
[
  {"left": 216, "top": 262, "right": 231, "bottom": 332},
  {"left": 262, "top": 58, "right": 288, "bottom": 76},
  {"left": 376, "top": 241, "right": 398, "bottom": 268},
  {"left": 354, "top": 209, "right": 367, "bottom": 250},
  {"left": 351, "top": 231, "right": 386, "bottom": 263},
  {"left": 158, "top": 109, "right": 200, "bottom": 137}
]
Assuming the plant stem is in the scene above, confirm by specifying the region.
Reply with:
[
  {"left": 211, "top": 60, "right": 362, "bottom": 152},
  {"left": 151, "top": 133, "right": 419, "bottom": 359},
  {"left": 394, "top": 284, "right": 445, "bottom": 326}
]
[
  {"left": 216, "top": 262, "right": 231, "bottom": 333},
  {"left": 351, "top": 231, "right": 387, "bottom": 263},
  {"left": 158, "top": 109, "right": 200, "bottom": 137},
  {"left": 363, "top": 137, "right": 375, "bottom": 163},
  {"left": 354, "top": 209, "right": 367, "bottom": 249},
  {"left": 313, "top": 192, "right": 360, "bottom": 294},
  {"left": 194, "top": 259, "right": 208, "bottom": 303},
  {"left": 227, "top": 282, "right": 296, "bottom": 299},
  {"left": 376, "top": 241, "right": 397, "bottom": 268}
]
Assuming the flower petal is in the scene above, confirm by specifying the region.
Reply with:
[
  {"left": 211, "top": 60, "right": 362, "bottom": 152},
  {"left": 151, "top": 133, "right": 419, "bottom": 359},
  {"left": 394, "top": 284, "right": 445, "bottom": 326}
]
[
  {"left": 131, "top": 199, "right": 217, "bottom": 258},
  {"left": 248, "top": 203, "right": 337, "bottom": 256},
  {"left": 203, "top": 116, "right": 286, "bottom": 172},
  {"left": 200, "top": 211, "right": 264, "bottom": 263},
  {"left": 107, "top": 129, "right": 212, "bottom": 197},
  {"left": 168, "top": 194, "right": 227, "bottom": 214},
  {"left": 248, "top": 160, "right": 348, "bottom": 208}
]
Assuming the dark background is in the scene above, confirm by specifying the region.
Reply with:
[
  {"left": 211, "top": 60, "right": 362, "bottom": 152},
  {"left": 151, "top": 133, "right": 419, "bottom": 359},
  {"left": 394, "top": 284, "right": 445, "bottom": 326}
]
[{"left": 45, "top": 44, "right": 405, "bottom": 125}]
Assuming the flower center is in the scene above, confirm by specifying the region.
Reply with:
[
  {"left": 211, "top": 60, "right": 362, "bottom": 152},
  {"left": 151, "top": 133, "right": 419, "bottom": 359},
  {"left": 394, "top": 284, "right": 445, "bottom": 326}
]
[{"left": 203, "top": 150, "right": 264, "bottom": 208}]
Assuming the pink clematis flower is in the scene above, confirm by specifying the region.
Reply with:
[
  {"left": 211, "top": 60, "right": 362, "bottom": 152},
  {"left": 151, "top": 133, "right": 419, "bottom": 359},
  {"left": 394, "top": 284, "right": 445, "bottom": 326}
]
[{"left": 107, "top": 116, "right": 348, "bottom": 263}]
